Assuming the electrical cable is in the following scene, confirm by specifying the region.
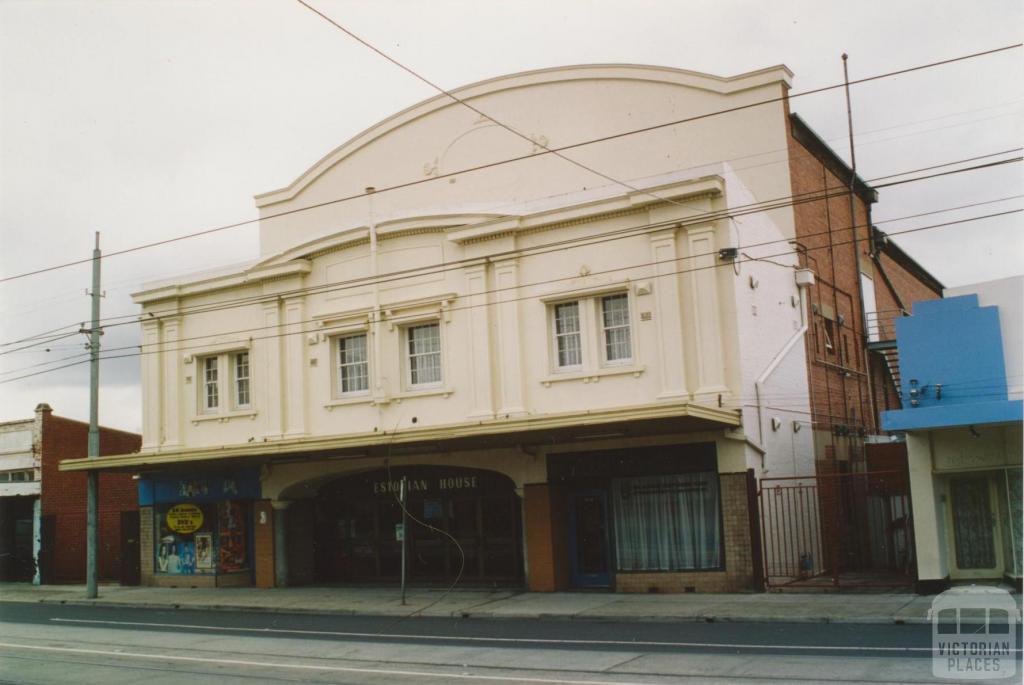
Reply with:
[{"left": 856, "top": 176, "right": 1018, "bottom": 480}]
[
  {"left": 4, "top": 193, "right": 1015, "bottom": 370},
  {"left": 2, "top": 206, "right": 1016, "bottom": 385},
  {"left": 1, "top": 42, "right": 1018, "bottom": 284},
  {"left": 7, "top": 148, "right": 1016, "bottom": 351}
]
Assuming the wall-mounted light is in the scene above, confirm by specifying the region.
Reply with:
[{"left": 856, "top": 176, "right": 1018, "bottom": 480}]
[
  {"left": 718, "top": 247, "right": 738, "bottom": 261},
  {"left": 771, "top": 417, "right": 782, "bottom": 432}
]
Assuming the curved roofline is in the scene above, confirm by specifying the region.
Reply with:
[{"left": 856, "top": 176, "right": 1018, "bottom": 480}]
[{"left": 254, "top": 62, "right": 793, "bottom": 208}]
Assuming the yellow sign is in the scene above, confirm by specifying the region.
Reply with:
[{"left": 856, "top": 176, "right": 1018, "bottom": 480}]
[{"left": 166, "top": 504, "right": 204, "bottom": 534}]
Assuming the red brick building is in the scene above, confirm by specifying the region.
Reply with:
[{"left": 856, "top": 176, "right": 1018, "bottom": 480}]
[
  {"left": 0, "top": 404, "right": 141, "bottom": 584},
  {"left": 786, "top": 111, "right": 943, "bottom": 467}
]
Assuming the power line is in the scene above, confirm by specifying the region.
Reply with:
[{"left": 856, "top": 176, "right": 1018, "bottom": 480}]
[
  {"left": 293, "top": 0, "right": 717, "bottom": 218},
  {"left": 8, "top": 148, "right": 1017, "bottom": 350},
  {"left": 2, "top": 206, "right": 1016, "bottom": 385},
  {"left": 3, "top": 160, "right": 1019, "bottom": 366},
  {"left": 1, "top": 42, "right": 1019, "bottom": 285},
  {"left": 18, "top": 96, "right": 1023, "bottom": 324}
]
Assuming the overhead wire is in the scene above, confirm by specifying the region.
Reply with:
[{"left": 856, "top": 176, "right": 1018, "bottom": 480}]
[
  {"left": 1, "top": 41, "right": 1019, "bottom": 285},
  {"left": 2, "top": 206, "right": 1017, "bottom": 386},
  {"left": 6, "top": 147, "right": 1017, "bottom": 350}
]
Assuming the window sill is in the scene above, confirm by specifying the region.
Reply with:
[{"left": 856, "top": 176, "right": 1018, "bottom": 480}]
[
  {"left": 541, "top": 364, "right": 644, "bottom": 387},
  {"left": 324, "top": 395, "right": 374, "bottom": 410},
  {"left": 191, "top": 409, "right": 258, "bottom": 425},
  {"left": 394, "top": 386, "right": 454, "bottom": 401}
]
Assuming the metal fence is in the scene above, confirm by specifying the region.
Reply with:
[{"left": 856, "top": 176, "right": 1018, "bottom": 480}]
[{"left": 759, "top": 470, "right": 914, "bottom": 589}]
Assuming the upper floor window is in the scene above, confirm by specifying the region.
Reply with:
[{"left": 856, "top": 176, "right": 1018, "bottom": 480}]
[
  {"left": 554, "top": 302, "right": 582, "bottom": 369},
  {"left": 203, "top": 357, "right": 219, "bottom": 411},
  {"left": 336, "top": 333, "right": 369, "bottom": 395},
  {"left": 600, "top": 294, "right": 632, "bottom": 363},
  {"left": 235, "top": 352, "right": 251, "bottom": 406},
  {"left": 550, "top": 291, "right": 633, "bottom": 372},
  {"left": 406, "top": 323, "right": 441, "bottom": 388},
  {"left": 198, "top": 351, "right": 251, "bottom": 413}
]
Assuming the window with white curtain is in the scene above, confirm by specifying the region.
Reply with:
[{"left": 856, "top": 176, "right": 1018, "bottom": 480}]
[
  {"left": 196, "top": 350, "right": 252, "bottom": 415},
  {"left": 549, "top": 291, "right": 633, "bottom": 372},
  {"left": 612, "top": 473, "right": 721, "bottom": 571},
  {"left": 406, "top": 323, "right": 442, "bottom": 387},
  {"left": 600, "top": 293, "right": 632, "bottom": 363},
  {"left": 553, "top": 301, "right": 582, "bottom": 369},
  {"left": 336, "top": 333, "right": 369, "bottom": 395}
]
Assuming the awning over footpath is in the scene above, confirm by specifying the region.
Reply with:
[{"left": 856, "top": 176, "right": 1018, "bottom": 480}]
[{"left": 59, "top": 401, "right": 740, "bottom": 474}]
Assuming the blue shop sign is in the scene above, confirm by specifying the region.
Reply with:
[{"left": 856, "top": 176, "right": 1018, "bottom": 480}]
[{"left": 138, "top": 469, "right": 261, "bottom": 505}]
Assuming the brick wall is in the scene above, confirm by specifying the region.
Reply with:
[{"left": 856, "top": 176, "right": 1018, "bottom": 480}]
[
  {"left": 615, "top": 472, "right": 755, "bottom": 593},
  {"left": 788, "top": 116, "right": 876, "bottom": 444},
  {"left": 787, "top": 111, "right": 943, "bottom": 461},
  {"left": 139, "top": 506, "right": 154, "bottom": 585},
  {"left": 38, "top": 409, "right": 141, "bottom": 583}
]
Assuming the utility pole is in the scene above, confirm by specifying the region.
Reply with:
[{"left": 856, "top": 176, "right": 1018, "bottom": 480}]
[{"left": 85, "top": 232, "right": 102, "bottom": 599}]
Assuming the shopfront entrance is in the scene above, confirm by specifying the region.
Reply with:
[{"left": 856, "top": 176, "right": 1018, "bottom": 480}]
[
  {"left": 315, "top": 466, "right": 523, "bottom": 585},
  {"left": 568, "top": 490, "right": 611, "bottom": 588}
]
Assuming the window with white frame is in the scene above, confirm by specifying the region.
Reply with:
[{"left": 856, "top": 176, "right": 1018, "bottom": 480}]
[
  {"left": 336, "top": 333, "right": 369, "bottom": 395},
  {"left": 234, "top": 352, "right": 251, "bottom": 407},
  {"left": 600, "top": 293, "right": 632, "bottom": 363},
  {"left": 405, "top": 322, "right": 441, "bottom": 388},
  {"left": 197, "top": 351, "right": 252, "bottom": 414},
  {"left": 550, "top": 291, "right": 633, "bottom": 372},
  {"left": 554, "top": 301, "right": 582, "bottom": 369},
  {"left": 202, "top": 356, "right": 220, "bottom": 411}
]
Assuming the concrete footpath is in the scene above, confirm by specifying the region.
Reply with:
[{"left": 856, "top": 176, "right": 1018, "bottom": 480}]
[{"left": 0, "top": 582, "right": 1020, "bottom": 625}]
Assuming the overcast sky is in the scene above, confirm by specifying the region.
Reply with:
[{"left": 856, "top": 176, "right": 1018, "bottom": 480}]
[{"left": 1, "top": 0, "right": 1021, "bottom": 433}]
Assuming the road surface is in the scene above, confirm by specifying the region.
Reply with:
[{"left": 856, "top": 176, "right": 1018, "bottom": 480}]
[{"left": 0, "top": 602, "right": 1018, "bottom": 684}]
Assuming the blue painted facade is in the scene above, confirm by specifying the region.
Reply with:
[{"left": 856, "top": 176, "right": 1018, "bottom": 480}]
[
  {"left": 882, "top": 294, "right": 1023, "bottom": 431},
  {"left": 138, "top": 468, "right": 261, "bottom": 505}
]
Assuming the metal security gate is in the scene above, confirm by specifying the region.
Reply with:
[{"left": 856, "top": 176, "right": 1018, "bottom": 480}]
[{"left": 759, "top": 470, "right": 915, "bottom": 590}]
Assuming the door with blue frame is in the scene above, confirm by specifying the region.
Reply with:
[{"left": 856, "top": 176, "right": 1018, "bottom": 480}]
[{"left": 568, "top": 490, "right": 612, "bottom": 588}]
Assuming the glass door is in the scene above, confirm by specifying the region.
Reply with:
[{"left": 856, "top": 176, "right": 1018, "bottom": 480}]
[{"left": 569, "top": 491, "right": 611, "bottom": 588}]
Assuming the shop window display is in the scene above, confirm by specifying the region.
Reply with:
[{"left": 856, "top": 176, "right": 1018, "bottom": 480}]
[{"left": 155, "top": 500, "right": 251, "bottom": 575}]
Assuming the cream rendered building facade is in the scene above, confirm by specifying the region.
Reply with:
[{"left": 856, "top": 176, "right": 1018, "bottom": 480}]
[{"left": 69, "top": 64, "right": 819, "bottom": 592}]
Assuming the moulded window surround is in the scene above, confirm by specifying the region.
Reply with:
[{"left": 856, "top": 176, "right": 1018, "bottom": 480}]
[
  {"left": 404, "top": 322, "right": 442, "bottom": 389},
  {"left": 548, "top": 291, "right": 635, "bottom": 375},
  {"left": 335, "top": 332, "right": 370, "bottom": 397},
  {"left": 195, "top": 350, "right": 255, "bottom": 418}
]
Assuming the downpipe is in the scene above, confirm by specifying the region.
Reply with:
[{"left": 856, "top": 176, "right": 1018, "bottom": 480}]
[{"left": 754, "top": 270, "right": 813, "bottom": 451}]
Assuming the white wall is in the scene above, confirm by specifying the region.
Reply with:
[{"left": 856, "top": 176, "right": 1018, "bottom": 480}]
[{"left": 945, "top": 275, "right": 1023, "bottom": 401}]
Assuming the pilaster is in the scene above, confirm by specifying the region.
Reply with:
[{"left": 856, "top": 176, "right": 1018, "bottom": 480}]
[
  {"left": 649, "top": 229, "right": 689, "bottom": 400},
  {"left": 161, "top": 316, "right": 182, "bottom": 447},
  {"left": 260, "top": 301, "right": 284, "bottom": 439},
  {"left": 465, "top": 262, "right": 494, "bottom": 419},
  {"left": 685, "top": 223, "right": 729, "bottom": 402},
  {"left": 141, "top": 319, "right": 161, "bottom": 450},
  {"left": 495, "top": 258, "right": 527, "bottom": 416},
  {"left": 282, "top": 297, "right": 307, "bottom": 437}
]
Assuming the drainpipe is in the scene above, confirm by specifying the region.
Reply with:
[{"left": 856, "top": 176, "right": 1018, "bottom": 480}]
[{"left": 755, "top": 269, "right": 815, "bottom": 450}]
